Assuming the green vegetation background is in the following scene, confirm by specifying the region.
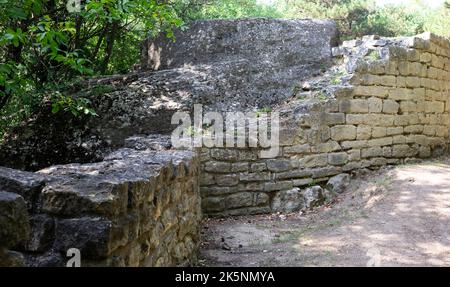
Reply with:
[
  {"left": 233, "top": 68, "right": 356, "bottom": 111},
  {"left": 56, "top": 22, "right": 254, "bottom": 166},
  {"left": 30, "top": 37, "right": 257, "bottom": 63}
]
[{"left": 1, "top": 0, "right": 449, "bottom": 140}]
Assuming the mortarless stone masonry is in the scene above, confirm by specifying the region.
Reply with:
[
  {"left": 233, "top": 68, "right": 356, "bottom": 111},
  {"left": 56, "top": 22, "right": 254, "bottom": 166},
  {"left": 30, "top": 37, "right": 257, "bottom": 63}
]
[
  {"left": 199, "top": 32, "right": 450, "bottom": 216},
  {"left": 0, "top": 136, "right": 201, "bottom": 267},
  {"left": 0, "top": 19, "right": 450, "bottom": 266}
]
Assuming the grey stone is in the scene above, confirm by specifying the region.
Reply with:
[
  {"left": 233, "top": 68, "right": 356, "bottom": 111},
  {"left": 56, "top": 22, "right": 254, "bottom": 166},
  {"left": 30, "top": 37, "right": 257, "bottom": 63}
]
[
  {"left": 266, "top": 159, "right": 293, "bottom": 172},
  {"left": 326, "top": 174, "right": 351, "bottom": 194},
  {"left": 225, "top": 193, "right": 254, "bottom": 209},
  {"left": 24, "top": 214, "right": 55, "bottom": 252},
  {"left": 328, "top": 152, "right": 348, "bottom": 166},
  {"left": 271, "top": 188, "right": 305, "bottom": 213},
  {"left": 54, "top": 217, "right": 115, "bottom": 259},
  {"left": 0, "top": 191, "right": 30, "bottom": 248},
  {"left": 201, "top": 197, "right": 226, "bottom": 213},
  {"left": 303, "top": 186, "right": 325, "bottom": 210},
  {"left": 215, "top": 174, "right": 239, "bottom": 186},
  {"left": 0, "top": 167, "right": 46, "bottom": 211},
  {"left": 0, "top": 249, "right": 25, "bottom": 267},
  {"left": 204, "top": 161, "right": 231, "bottom": 173}
]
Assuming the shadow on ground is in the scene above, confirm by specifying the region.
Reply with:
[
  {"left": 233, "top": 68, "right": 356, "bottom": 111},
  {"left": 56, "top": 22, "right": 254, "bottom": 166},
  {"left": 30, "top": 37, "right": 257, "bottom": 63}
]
[{"left": 199, "top": 157, "right": 450, "bottom": 267}]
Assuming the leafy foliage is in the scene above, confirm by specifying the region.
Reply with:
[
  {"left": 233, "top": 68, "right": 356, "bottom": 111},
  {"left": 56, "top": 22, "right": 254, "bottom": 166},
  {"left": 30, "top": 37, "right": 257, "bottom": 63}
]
[{"left": 0, "top": 0, "right": 183, "bottom": 137}]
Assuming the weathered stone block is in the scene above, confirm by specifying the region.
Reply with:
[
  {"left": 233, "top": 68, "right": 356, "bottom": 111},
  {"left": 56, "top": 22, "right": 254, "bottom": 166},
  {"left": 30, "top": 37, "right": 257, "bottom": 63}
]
[
  {"left": 367, "top": 137, "right": 393, "bottom": 147},
  {"left": 230, "top": 163, "right": 249, "bottom": 172},
  {"left": 404, "top": 125, "right": 424, "bottom": 134},
  {"left": 331, "top": 125, "right": 357, "bottom": 141},
  {"left": 383, "top": 100, "right": 400, "bottom": 114},
  {"left": 211, "top": 149, "right": 238, "bottom": 161},
  {"left": 267, "top": 159, "right": 293, "bottom": 172},
  {"left": 354, "top": 86, "right": 389, "bottom": 98},
  {"left": 225, "top": 193, "right": 254, "bottom": 209},
  {"left": 326, "top": 174, "right": 350, "bottom": 194},
  {"left": 357, "top": 125, "right": 372, "bottom": 140},
  {"left": 271, "top": 188, "right": 304, "bottom": 213},
  {"left": 311, "top": 166, "right": 341, "bottom": 178},
  {"left": 370, "top": 114, "right": 395, "bottom": 126},
  {"left": 361, "top": 147, "right": 383, "bottom": 158},
  {"left": 389, "top": 88, "right": 413, "bottom": 101},
  {"left": 368, "top": 97, "right": 383, "bottom": 113},
  {"left": 392, "top": 144, "right": 416, "bottom": 158},
  {"left": 215, "top": 174, "right": 239, "bottom": 186},
  {"left": 372, "top": 127, "right": 387, "bottom": 138},
  {"left": 405, "top": 77, "right": 421, "bottom": 88},
  {"left": 0, "top": 191, "right": 30, "bottom": 248},
  {"left": 303, "top": 186, "right": 325, "bottom": 209},
  {"left": 200, "top": 186, "right": 237, "bottom": 198},
  {"left": 283, "top": 144, "right": 310, "bottom": 155},
  {"left": 200, "top": 173, "right": 215, "bottom": 186},
  {"left": 237, "top": 182, "right": 264, "bottom": 191},
  {"left": 264, "top": 181, "right": 294, "bottom": 192},
  {"left": 54, "top": 217, "right": 116, "bottom": 259},
  {"left": 0, "top": 167, "right": 46, "bottom": 210},
  {"left": 348, "top": 149, "right": 361, "bottom": 161},
  {"left": 275, "top": 169, "right": 312, "bottom": 180},
  {"left": 339, "top": 99, "right": 369, "bottom": 113},
  {"left": 239, "top": 172, "right": 271, "bottom": 182},
  {"left": 328, "top": 152, "right": 348, "bottom": 166},
  {"left": 201, "top": 197, "right": 226, "bottom": 212},
  {"left": 341, "top": 140, "right": 368, "bottom": 149},
  {"left": 425, "top": 101, "right": 445, "bottom": 113},
  {"left": 310, "top": 141, "right": 341, "bottom": 153},
  {"left": 42, "top": 181, "right": 128, "bottom": 217},
  {"left": 24, "top": 214, "right": 55, "bottom": 252},
  {"left": 387, "top": 127, "right": 403, "bottom": 136},
  {"left": 204, "top": 161, "right": 231, "bottom": 173},
  {"left": 320, "top": 112, "right": 346, "bottom": 126},
  {"left": 293, "top": 178, "right": 314, "bottom": 187},
  {"left": 299, "top": 154, "right": 328, "bottom": 168},
  {"left": 400, "top": 101, "right": 418, "bottom": 112},
  {"left": 250, "top": 163, "right": 267, "bottom": 172}
]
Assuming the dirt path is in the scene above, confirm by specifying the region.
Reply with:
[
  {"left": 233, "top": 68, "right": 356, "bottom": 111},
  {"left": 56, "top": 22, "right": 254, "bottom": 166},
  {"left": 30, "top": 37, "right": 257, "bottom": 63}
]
[{"left": 199, "top": 158, "right": 450, "bottom": 267}]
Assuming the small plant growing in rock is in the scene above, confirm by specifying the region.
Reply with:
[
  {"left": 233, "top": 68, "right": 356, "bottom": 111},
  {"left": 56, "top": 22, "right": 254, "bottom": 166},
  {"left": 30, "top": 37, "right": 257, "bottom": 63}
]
[
  {"left": 365, "top": 50, "right": 381, "bottom": 61},
  {"left": 256, "top": 107, "right": 272, "bottom": 117},
  {"left": 90, "top": 84, "right": 116, "bottom": 96},
  {"left": 51, "top": 92, "right": 98, "bottom": 117},
  {"left": 315, "top": 92, "right": 328, "bottom": 101},
  {"left": 330, "top": 71, "right": 345, "bottom": 85}
]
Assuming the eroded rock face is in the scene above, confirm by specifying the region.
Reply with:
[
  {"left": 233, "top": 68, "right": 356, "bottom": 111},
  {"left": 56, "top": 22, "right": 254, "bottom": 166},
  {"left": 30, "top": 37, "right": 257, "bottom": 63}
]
[{"left": 142, "top": 18, "right": 340, "bottom": 112}]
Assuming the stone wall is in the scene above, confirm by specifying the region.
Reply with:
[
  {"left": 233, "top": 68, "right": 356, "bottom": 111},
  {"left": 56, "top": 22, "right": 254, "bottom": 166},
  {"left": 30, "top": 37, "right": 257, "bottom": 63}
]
[
  {"left": 0, "top": 136, "right": 201, "bottom": 267},
  {"left": 1, "top": 19, "right": 450, "bottom": 266},
  {"left": 200, "top": 33, "right": 450, "bottom": 216}
]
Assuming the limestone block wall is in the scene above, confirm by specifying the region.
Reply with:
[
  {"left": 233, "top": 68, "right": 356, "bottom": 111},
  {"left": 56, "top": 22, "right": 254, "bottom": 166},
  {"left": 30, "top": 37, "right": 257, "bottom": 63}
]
[
  {"left": 0, "top": 137, "right": 201, "bottom": 267},
  {"left": 200, "top": 33, "right": 450, "bottom": 216}
]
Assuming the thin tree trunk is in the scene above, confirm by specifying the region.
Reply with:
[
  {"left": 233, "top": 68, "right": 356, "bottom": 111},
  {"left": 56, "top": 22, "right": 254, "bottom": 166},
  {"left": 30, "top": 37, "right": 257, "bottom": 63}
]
[{"left": 99, "top": 20, "right": 119, "bottom": 74}]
